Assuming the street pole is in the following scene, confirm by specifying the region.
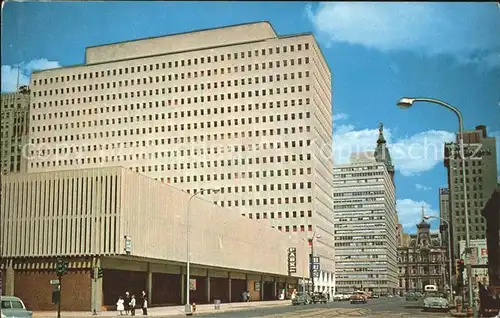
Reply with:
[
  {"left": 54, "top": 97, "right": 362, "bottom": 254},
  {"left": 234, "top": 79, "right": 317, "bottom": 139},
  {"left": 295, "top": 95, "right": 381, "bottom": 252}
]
[
  {"left": 397, "top": 97, "right": 472, "bottom": 310},
  {"left": 185, "top": 188, "right": 219, "bottom": 316},
  {"left": 57, "top": 276, "right": 62, "bottom": 318},
  {"left": 310, "top": 239, "right": 315, "bottom": 293},
  {"left": 93, "top": 266, "right": 98, "bottom": 315}
]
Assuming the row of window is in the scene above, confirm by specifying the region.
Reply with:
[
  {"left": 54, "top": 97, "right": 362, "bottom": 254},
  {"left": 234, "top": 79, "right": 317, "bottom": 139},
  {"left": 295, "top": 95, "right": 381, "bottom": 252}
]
[
  {"left": 33, "top": 99, "right": 310, "bottom": 123},
  {"left": 33, "top": 43, "right": 312, "bottom": 86},
  {"left": 33, "top": 60, "right": 312, "bottom": 98},
  {"left": 33, "top": 83, "right": 312, "bottom": 110}
]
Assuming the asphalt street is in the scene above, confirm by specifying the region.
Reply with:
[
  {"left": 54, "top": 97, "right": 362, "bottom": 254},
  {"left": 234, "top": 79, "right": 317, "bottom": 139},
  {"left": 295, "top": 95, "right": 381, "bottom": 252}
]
[{"left": 174, "top": 297, "right": 453, "bottom": 317}]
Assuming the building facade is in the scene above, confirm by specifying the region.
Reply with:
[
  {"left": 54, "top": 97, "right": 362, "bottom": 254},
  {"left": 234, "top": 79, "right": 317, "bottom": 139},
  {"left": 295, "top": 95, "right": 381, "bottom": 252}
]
[
  {"left": 482, "top": 189, "right": 500, "bottom": 286},
  {"left": 333, "top": 124, "right": 399, "bottom": 294},
  {"left": 0, "top": 167, "right": 309, "bottom": 310},
  {"left": 444, "top": 125, "right": 498, "bottom": 259},
  {"left": 26, "top": 22, "right": 336, "bottom": 293},
  {"left": 1, "top": 88, "right": 30, "bottom": 175},
  {"left": 439, "top": 188, "right": 451, "bottom": 246},
  {"left": 398, "top": 219, "right": 447, "bottom": 294}
]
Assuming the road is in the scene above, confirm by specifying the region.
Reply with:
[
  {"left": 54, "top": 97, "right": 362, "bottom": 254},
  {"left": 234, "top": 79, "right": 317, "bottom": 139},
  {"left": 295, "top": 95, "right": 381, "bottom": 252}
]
[{"left": 174, "top": 297, "right": 452, "bottom": 317}]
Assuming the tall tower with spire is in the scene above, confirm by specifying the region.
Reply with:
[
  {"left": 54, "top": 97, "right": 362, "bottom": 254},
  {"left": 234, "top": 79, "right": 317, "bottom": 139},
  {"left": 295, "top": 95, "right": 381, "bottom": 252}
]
[{"left": 374, "top": 122, "right": 395, "bottom": 184}]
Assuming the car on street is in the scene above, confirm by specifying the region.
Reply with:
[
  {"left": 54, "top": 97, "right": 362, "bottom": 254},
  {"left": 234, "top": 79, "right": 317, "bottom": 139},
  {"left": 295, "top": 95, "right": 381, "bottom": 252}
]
[
  {"left": 0, "top": 296, "right": 33, "bottom": 318},
  {"left": 371, "top": 294, "right": 380, "bottom": 299},
  {"left": 350, "top": 291, "right": 368, "bottom": 304},
  {"left": 405, "top": 291, "right": 421, "bottom": 301},
  {"left": 291, "top": 292, "right": 312, "bottom": 306},
  {"left": 422, "top": 285, "right": 449, "bottom": 311},
  {"left": 311, "top": 292, "right": 328, "bottom": 304}
]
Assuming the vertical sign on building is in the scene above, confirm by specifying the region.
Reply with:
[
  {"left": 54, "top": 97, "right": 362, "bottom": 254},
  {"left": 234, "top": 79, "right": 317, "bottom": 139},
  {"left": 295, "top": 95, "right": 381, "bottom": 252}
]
[
  {"left": 124, "top": 236, "right": 132, "bottom": 255},
  {"left": 288, "top": 247, "right": 297, "bottom": 275}
]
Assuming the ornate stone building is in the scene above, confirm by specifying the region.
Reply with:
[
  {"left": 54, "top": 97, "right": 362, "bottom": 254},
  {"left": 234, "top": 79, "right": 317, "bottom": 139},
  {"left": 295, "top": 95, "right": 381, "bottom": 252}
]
[{"left": 398, "top": 214, "right": 448, "bottom": 294}]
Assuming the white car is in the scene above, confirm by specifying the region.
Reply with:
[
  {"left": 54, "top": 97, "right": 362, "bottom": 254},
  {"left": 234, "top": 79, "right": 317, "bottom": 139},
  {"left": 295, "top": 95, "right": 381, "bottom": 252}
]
[{"left": 422, "top": 291, "right": 449, "bottom": 311}]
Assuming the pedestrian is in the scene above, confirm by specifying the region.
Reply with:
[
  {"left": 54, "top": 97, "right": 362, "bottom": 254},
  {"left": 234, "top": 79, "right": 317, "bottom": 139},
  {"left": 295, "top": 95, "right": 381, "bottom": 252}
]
[
  {"left": 246, "top": 290, "right": 250, "bottom": 302},
  {"left": 124, "top": 292, "right": 131, "bottom": 315},
  {"left": 241, "top": 290, "right": 248, "bottom": 302},
  {"left": 141, "top": 292, "right": 148, "bottom": 316},
  {"left": 129, "top": 294, "right": 136, "bottom": 316},
  {"left": 326, "top": 292, "right": 330, "bottom": 302},
  {"left": 116, "top": 296, "right": 125, "bottom": 316}
]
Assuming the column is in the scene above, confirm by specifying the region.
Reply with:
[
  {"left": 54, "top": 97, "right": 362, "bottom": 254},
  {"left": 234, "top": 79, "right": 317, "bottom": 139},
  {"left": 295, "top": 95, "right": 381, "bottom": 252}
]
[
  {"left": 260, "top": 277, "right": 264, "bottom": 301},
  {"left": 91, "top": 257, "right": 102, "bottom": 313},
  {"left": 5, "top": 260, "right": 15, "bottom": 295},
  {"left": 147, "top": 263, "right": 152, "bottom": 305},
  {"left": 228, "top": 278, "right": 232, "bottom": 303},
  {"left": 206, "top": 274, "right": 211, "bottom": 304}
]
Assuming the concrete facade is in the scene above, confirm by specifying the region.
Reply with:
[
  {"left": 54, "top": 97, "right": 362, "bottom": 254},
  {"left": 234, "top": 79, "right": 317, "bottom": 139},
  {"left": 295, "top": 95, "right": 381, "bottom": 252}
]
[
  {"left": 444, "top": 125, "right": 498, "bottom": 259},
  {"left": 0, "top": 167, "right": 308, "bottom": 310},
  {"left": 26, "top": 21, "right": 335, "bottom": 293},
  {"left": 332, "top": 152, "right": 399, "bottom": 294},
  {"left": 0, "top": 90, "right": 30, "bottom": 175},
  {"left": 439, "top": 188, "right": 451, "bottom": 246}
]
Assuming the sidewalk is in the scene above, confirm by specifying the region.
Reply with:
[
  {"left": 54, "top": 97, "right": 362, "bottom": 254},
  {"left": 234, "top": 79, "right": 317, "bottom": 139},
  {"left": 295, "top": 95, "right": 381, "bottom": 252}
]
[
  {"left": 33, "top": 300, "right": 291, "bottom": 317},
  {"left": 449, "top": 309, "right": 467, "bottom": 317}
]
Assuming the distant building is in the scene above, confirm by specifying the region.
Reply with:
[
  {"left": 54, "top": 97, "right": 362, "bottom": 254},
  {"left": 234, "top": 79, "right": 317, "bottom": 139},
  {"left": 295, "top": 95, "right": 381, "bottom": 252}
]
[
  {"left": 439, "top": 188, "right": 451, "bottom": 246},
  {"left": 333, "top": 124, "right": 399, "bottom": 294},
  {"left": 444, "top": 125, "right": 498, "bottom": 259},
  {"left": 482, "top": 188, "right": 500, "bottom": 286},
  {"left": 0, "top": 88, "right": 30, "bottom": 175},
  {"left": 398, "top": 212, "right": 447, "bottom": 294}
]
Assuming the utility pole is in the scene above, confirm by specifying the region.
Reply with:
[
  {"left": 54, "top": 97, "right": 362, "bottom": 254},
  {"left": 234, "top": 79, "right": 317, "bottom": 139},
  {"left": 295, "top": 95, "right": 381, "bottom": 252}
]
[{"left": 55, "top": 258, "right": 69, "bottom": 318}]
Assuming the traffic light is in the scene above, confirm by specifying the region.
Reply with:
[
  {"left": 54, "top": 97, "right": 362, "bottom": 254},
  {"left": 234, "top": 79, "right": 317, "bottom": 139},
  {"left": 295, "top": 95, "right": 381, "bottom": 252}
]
[
  {"left": 455, "top": 259, "right": 461, "bottom": 277},
  {"left": 55, "top": 258, "right": 69, "bottom": 276},
  {"left": 98, "top": 268, "right": 103, "bottom": 279}
]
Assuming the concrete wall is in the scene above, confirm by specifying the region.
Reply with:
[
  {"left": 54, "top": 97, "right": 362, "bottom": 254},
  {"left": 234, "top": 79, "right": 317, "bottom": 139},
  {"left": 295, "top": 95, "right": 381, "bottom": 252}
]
[
  {"left": 85, "top": 22, "right": 277, "bottom": 64},
  {"left": 119, "top": 167, "right": 309, "bottom": 277},
  {"left": 1, "top": 167, "right": 309, "bottom": 278}
]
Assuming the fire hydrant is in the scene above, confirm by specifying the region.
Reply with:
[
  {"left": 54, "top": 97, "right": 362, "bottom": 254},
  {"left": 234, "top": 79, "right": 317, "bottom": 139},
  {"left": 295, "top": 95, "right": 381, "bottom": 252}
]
[
  {"left": 192, "top": 303, "right": 197, "bottom": 312},
  {"left": 456, "top": 304, "right": 462, "bottom": 313}
]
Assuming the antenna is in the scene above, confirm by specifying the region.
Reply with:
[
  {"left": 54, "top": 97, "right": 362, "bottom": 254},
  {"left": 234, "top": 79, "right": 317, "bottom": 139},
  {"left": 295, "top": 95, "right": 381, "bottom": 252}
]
[{"left": 16, "top": 66, "right": 20, "bottom": 90}]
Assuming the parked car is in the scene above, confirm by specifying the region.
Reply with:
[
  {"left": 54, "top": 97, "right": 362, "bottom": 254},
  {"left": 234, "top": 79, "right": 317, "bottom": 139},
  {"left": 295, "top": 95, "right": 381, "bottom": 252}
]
[
  {"left": 1, "top": 296, "right": 33, "bottom": 318},
  {"left": 333, "top": 294, "right": 344, "bottom": 301},
  {"left": 372, "top": 294, "right": 380, "bottom": 299},
  {"left": 422, "top": 291, "right": 449, "bottom": 311},
  {"left": 350, "top": 291, "right": 368, "bottom": 304},
  {"left": 406, "top": 292, "right": 420, "bottom": 301},
  {"left": 292, "top": 292, "right": 312, "bottom": 305},
  {"left": 311, "top": 292, "right": 328, "bottom": 304}
]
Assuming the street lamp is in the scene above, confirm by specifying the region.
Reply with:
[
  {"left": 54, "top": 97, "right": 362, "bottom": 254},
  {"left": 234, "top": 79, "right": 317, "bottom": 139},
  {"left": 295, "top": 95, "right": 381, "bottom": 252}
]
[
  {"left": 309, "top": 233, "right": 321, "bottom": 292},
  {"left": 185, "top": 188, "right": 220, "bottom": 316},
  {"left": 397, "top": 97, "right": 472, "bottom": 310},
  {"left": 423, "top": 214, "right": 453, "bottom": 302}
]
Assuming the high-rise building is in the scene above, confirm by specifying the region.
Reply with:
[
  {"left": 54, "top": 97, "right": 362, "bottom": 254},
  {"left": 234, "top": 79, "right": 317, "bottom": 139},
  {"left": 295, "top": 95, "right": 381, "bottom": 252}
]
[
  {"left": 444, "top": 125, "right": 498, "bottom": 258},
  {"left": 1, "top": 88, "right": 30, "bottom": 175},
  {"left": 439, "top": 188, "right": 450, "bottom": 246},
  {"left": 332, "top": 124, "right": 398, "bottom": 294},
  {"left": 25, "top": 22, "right": 335, "bottom": 293}
]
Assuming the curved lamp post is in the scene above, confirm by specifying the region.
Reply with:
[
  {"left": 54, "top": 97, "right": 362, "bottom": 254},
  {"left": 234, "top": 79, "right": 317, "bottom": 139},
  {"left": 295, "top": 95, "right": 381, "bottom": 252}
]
[
  {"left": 397, "top": 97, "right": 472, "bottom": 310},
  {"left": 185, "top": 188, "right": 220, "bottom": 316},
  {"left": 424, "top": 214, "right": 454, "bottom": 302}
]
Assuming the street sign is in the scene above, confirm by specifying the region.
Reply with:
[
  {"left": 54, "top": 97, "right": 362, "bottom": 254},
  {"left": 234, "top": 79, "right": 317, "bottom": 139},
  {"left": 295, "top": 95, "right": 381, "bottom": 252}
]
[
  {"left": 125, "top": 236, "right": 132, "bottom": 254},
  {"left": 50, "top": 279, "right": 60, "bottom": 285},
  {"left": 311, "top": 263, "right": 320, "bottom": 270},
  {"left": 312, "top": 269, "right": 320, "bottom": 278},
  {"left": 189, "top": 279, "right": 196, "bottom": 291},
  {"left": 312, "top": 256, "right": 319, "bottom": 264},
  {"left": 288, "top": 247, "right": 297, "bottom": 274}
]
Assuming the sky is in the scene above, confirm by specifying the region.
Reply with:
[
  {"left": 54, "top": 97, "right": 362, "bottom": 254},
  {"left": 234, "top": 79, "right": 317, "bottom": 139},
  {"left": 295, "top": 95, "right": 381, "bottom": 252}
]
[{"left": 2, "top": 1, "right": 500, "bottom": 234}]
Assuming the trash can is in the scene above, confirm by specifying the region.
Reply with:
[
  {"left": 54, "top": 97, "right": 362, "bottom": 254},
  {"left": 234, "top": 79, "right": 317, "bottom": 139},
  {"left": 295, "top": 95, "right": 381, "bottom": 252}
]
[{"left": 214, "top": 299, "right": 221, "bottom": 310}]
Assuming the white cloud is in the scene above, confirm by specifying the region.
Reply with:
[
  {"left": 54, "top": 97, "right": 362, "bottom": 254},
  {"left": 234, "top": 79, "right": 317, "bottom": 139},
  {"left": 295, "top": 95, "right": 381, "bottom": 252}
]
[
  {"left": 306, "top": 2, "right": 500, "bottom": 67},
  {"left": 333, "top": 124, "right": 455, "bottom": 176},
  {"left": 397, "top": 199, "right": 438, "bottom": 232},
  {"left": 1, "top": 58, "right": 61, "bottom": 93},
  {"left": 415, "top": 184, "right": 431, "bottom": 191},
  {"left": 333, "top": 112, "right": 349, "bottom": 121}
]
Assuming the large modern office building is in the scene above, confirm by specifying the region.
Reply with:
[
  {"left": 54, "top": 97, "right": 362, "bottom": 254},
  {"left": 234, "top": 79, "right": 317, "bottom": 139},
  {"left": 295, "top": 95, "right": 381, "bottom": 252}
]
[
  {"left": 444, "top": 125, "right": 498, "bottom": 258},
  {"left": 0, "top": 88, "right": 30, "bottom": 175},
  {"left": 439, "top": 188, "right": 450, "bottom": 246},
  {"left": 332, "top": 125, "right": 399, "bottom": 294},
  {"left": 25, "top": 22, "right": 336, "bottom": 293}
]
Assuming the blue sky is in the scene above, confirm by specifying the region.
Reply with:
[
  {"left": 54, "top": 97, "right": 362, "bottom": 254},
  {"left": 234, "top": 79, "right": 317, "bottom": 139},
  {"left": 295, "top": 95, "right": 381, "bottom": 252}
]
[{"left": 2, "top": 2, "right": 500, "bottom": 233}]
